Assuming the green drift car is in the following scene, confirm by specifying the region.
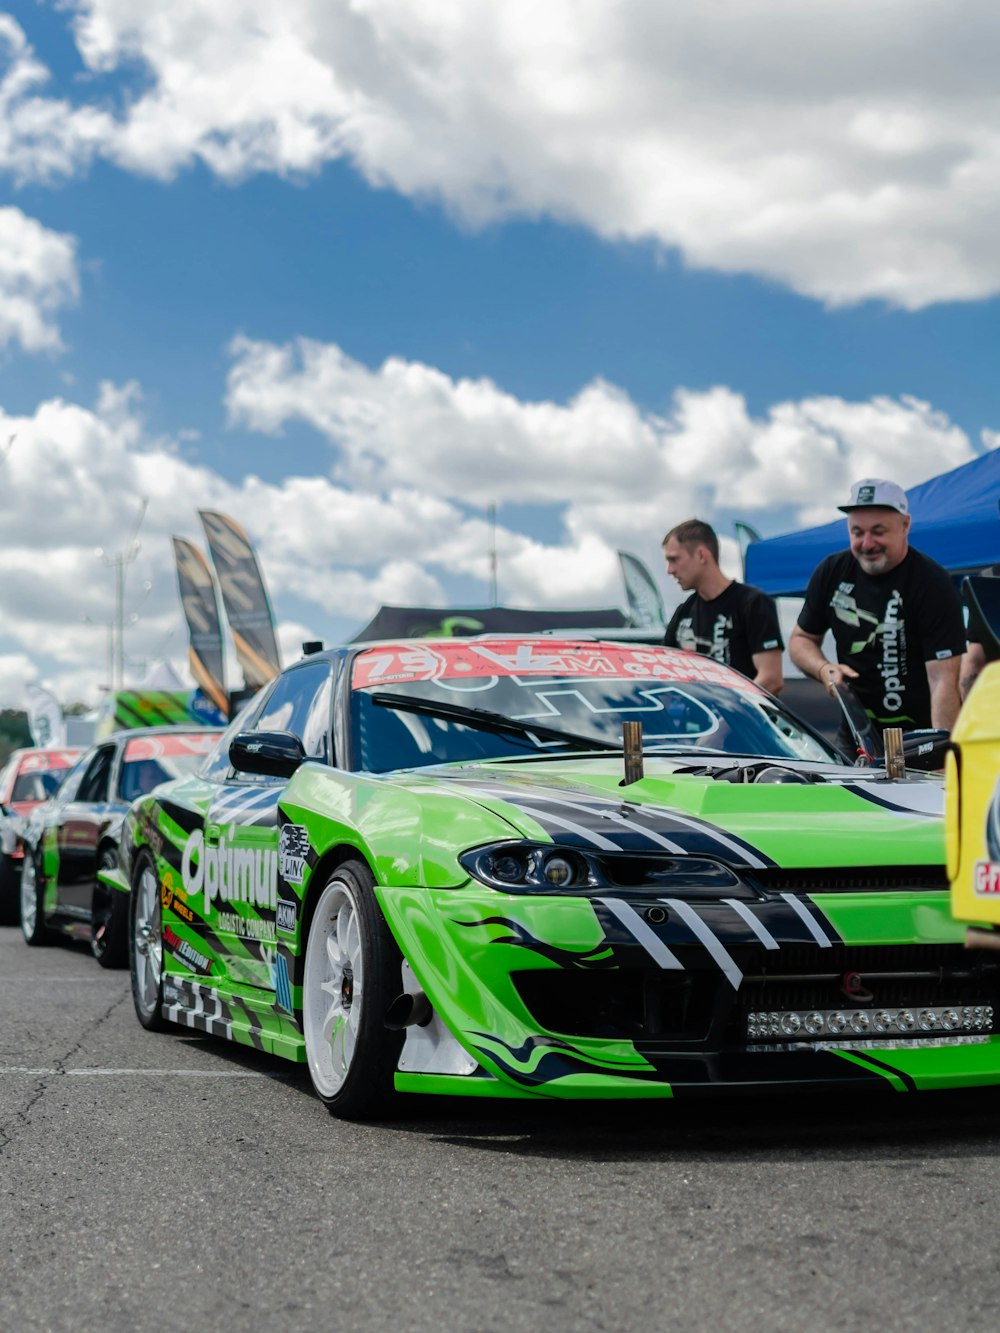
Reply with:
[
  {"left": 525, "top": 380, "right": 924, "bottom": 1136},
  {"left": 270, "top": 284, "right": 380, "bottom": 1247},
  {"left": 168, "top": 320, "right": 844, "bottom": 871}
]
[{"left": 103, "top": 637, "right": 999, "bottom": 1118}]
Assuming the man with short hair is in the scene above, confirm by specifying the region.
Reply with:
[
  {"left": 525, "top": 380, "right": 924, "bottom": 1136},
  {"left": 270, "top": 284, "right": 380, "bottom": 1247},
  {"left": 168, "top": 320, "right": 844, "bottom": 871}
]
[
  {"left": 662, "top": 518, "right": 784, "bottom": 693},
  {"left": 789, "top": 478, "right": 964, "bottom": 735}
]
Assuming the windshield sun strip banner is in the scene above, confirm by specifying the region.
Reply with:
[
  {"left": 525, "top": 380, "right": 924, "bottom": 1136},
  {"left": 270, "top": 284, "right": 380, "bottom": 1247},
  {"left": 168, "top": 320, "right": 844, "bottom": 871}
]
[
  {"left": 351, "top": 640, "right": 765, "bottom": 693},
  {"left": 123, "top": 733, "right": 220, "bottom": 761}
]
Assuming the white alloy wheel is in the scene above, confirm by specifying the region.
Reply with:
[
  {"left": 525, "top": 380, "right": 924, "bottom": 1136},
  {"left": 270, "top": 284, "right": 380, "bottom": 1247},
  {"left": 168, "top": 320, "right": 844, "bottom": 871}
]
[
  {"left": 300, "top": 860, "right": 404, "bottom": 1118},
  {"left": 20, "top": 850, "right": 40, "bottom": 943},
  {"left": 303, "top": 877, "right": 365, "bottom": 1099},
  {"left": 131, "top": 860, "right": 164, "bottom": 1027}
]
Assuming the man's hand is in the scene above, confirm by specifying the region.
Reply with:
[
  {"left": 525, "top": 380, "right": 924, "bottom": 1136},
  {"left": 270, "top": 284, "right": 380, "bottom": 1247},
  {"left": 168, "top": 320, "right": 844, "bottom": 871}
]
[
  {"left": 818, "top": 661, "right": 860, "bottom": 697},
  {"left": 789, "top": 625, "right": 858, "bottom": 696}
]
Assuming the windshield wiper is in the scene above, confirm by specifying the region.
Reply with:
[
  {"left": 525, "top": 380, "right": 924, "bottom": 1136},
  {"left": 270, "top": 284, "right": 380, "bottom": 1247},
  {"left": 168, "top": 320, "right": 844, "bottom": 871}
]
[{"left": 368, "top": 691, "right": 622, "bottom": 753}]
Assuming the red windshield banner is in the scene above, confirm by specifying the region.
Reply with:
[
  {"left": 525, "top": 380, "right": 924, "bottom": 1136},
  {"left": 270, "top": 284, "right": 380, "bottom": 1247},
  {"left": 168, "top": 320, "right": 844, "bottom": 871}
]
[
  {"left": 16, "top": 749, "right": 80, "bottom": 773},
  {"left": 352, "top": 640, "right": 761, "bottom": 692},
  {"left": 124, "top": 733, "right": 220, "bottom": 762}
]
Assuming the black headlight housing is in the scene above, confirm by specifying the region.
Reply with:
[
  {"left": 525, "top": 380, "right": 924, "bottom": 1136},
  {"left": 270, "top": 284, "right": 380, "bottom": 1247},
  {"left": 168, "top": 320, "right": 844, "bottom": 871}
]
[{"left": 459, "top": 842, "right": 756, "bottom": 898}]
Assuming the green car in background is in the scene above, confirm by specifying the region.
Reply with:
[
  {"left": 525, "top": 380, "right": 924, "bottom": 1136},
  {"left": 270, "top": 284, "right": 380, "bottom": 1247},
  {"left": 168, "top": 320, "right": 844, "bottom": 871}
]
[{"left": 103, "top": 637, "right": 999, "bottom": 1119}]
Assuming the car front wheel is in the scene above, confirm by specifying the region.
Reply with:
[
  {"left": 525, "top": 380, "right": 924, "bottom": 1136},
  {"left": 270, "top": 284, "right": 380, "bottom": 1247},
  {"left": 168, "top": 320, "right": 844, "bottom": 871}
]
[
  {"left": 19, "top": 848, "right": 49, "bottom": 947},
  {"left": 129, "top": 854, "right": 166, "bottom": 1030},
  {"left": 302, "top": 860, "right": 404, "bottom": 1119},
  {"left": 91, "top": 847, "right": 128, "bottom": 969}
]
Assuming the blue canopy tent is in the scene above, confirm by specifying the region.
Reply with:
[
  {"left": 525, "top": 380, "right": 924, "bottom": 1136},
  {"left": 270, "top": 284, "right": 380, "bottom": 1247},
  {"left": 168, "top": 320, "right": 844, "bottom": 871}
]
[{"left": 744, "top": 449, "right": 1000, "bottom": 597}]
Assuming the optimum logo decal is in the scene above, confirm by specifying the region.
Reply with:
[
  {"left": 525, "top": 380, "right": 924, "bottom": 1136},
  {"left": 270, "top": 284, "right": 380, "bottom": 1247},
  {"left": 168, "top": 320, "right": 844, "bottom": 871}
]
[{"left": 181, "top": 829, "right": 277, "bottom": 910}]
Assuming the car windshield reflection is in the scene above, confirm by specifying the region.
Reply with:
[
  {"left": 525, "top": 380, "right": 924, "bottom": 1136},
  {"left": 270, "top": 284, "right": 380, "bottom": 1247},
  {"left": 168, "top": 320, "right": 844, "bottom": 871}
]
[{"left": 352, "top": 675, "right": 837, "bottom": 773}]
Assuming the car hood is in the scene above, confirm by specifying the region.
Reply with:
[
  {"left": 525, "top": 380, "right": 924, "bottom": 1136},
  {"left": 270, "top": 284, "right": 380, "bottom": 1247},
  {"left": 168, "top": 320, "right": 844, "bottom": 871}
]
[{"left": 389, "top": 755, "right": 944, "bottom": 870}]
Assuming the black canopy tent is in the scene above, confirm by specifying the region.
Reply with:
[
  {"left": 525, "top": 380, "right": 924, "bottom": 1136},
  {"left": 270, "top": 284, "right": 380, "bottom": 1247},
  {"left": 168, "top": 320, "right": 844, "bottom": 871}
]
[
  {"left": 744, "top": 449, "right": 1000, "bottom": 597},
  {"left": 351, "top": 604, "right": 630, "bottom": 642}
]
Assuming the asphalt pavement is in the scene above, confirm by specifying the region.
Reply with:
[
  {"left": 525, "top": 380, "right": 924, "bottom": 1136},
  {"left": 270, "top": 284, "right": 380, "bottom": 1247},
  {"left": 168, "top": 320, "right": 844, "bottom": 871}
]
[{"left": 3, "top": 923, "right": 1000, "bottom": 1332}]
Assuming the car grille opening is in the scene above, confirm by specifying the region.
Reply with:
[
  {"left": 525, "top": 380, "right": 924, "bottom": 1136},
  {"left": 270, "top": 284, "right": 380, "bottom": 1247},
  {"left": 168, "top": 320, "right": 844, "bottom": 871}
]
[
  {"left": 512, "top": 944, "right": 1000, "bottom": 1051},
  {"left": 749, "top": 866, "right": 947, "bottom": 893},
  {"left": 512, "top": 969, "right": 717, "bottom": 1043},
  {"left": 733, "top": 943, "right": 999, "bottom": 1044}
]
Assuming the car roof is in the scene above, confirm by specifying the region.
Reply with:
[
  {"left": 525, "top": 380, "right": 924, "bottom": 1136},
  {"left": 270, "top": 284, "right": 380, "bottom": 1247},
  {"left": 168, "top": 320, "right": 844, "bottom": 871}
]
[{"left": 99, "top": 724, "right": 224, "bottom": 747}]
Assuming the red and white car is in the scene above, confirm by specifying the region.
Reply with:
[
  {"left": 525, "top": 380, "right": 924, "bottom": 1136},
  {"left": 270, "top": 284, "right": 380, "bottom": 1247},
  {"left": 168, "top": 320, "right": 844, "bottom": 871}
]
[{"left": 0, "top": 747, "right": 82, "bottom": 921}]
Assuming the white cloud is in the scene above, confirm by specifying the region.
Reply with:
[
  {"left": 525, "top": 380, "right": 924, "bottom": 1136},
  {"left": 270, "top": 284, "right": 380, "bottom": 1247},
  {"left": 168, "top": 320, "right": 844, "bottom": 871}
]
[
  {"left": 0, "top": 348, "right": 981, "bottom": 709},
  {"left": 3, "top": 3, "right": 1000, "bottom": 305},
  {"left": 226, "top": 335, "right": 976, "bottom": 527},
  {"left": 0, "top": 207, "right": 79, "bottom": 352},
  {"left": 0, "top": 16, "right": 111, "bottom": 184}
]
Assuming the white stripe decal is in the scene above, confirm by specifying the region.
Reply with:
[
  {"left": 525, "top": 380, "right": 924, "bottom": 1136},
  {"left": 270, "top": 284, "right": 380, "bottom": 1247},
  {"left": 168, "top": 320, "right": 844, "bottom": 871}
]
[
  {"left": 458, "top": 779, "right": 769, "bottom": 867},
  {"left": 513, "top": 805, "right": 621, "bottom": 850},
  {"left": 639, "top": 810, "right": 769, "bottom": 869},
  {"left": 722, "top": 898, "right": 780, "bottom": 950},
  {"left": 842, "top": 784, "right": 943, "bottom": 819},
  {"left": 661, "top": 897, "right": 744, "bottom": 990},
  {"left": 595, "top": 897, "right": 685, "bottom": 970},
  {"left": 463, "top": 786, "right": 687, "bottom": 852},
  {"left": 211, "top": 786, "right": 280, "bottom": 816},
  {"left": 210, "top": 788, "right": 280, "bottom": 825},
  {"left": 780, "top": 892, "right": 833, "bottom": 947}
]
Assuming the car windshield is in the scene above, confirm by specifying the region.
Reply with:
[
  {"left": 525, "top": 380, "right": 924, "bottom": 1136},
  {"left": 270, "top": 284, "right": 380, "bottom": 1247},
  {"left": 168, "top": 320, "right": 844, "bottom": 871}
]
[
  {"left": 118, "top": 732, "right": 222, "bottom": 802},
  {"left": 350, "top": 640, "right": 838, "bottom": 773},
  {"left": 10, "top": 769, "right": 69, "bottom": 803}
]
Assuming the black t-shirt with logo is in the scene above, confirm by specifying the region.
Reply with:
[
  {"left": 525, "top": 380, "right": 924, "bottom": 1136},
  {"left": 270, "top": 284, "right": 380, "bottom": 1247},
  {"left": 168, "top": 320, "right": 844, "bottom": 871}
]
[
  {"left": 798, "top": 547, "right": 964, "bottom": 728},
  {"left": 663, "top": 582, "right": 783, "bottom": 681}
]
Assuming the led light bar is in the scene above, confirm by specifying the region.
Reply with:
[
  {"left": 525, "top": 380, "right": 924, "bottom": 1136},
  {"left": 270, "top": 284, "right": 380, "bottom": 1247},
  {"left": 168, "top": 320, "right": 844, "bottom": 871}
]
[{"left": 747, "top": 1004, "right": 994, "bottom": 1042}]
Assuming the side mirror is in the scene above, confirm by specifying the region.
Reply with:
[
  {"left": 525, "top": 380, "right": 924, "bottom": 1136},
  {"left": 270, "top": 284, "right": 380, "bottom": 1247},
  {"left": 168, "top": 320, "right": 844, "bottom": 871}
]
[
  {"left": 230, "top": 731, "right": 306, "bottom": 779},
  {"left": 900, "top": 729, "right": 951, "bottom": 772}
]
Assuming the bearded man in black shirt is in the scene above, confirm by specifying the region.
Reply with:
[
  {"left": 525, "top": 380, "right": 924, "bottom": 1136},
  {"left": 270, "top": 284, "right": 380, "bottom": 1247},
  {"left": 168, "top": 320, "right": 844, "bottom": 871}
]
[
  {"left": 662, "top": 519, "right": 784, "bottom": 692},
  {"left": 789, "top": 478, "right": 964, "bottom": 734}
]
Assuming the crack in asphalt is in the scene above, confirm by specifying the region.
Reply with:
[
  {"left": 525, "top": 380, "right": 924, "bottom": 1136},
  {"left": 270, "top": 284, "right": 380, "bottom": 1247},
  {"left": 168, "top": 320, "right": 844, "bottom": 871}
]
[{"left": 0, "top": 982, "right": 131, "bottom": 1155}]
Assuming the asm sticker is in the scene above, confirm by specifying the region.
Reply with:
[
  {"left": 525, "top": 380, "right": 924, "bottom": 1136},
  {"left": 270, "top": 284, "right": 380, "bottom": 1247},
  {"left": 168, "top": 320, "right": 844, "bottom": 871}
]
[
  {"left": 279, "top": 824, "right": 309, "bottom": 884},
  {"left": 276, "top": 898, "right": 297, "bottom": 934}
]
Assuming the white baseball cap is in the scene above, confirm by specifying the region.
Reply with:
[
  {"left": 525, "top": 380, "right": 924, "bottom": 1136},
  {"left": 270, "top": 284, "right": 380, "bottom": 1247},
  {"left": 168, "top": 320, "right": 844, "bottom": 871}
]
[{"left": 838, "top": 478, "right": 909, "bottom": 515}]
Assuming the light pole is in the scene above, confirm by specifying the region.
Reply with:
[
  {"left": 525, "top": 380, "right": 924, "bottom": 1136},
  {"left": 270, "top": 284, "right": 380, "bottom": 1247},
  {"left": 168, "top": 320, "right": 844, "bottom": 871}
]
[
  {"left": 487, "top": 502, "right": 498, "bottom": 606},
  {"left": 97, "top": 497, "right": 148, "bottom": 691}
]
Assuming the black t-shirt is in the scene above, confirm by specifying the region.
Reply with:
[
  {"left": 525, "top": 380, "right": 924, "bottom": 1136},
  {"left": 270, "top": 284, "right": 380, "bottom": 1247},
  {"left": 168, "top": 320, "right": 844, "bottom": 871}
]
[
  {"left": 964, "top": 581, "right": 1000, "bottom": 662},
  {"left": 663, "top": 582, "right": 783, "bottom": 680},
  {"left": 798, "top": 547, "right": 964, "bottom": 728}
]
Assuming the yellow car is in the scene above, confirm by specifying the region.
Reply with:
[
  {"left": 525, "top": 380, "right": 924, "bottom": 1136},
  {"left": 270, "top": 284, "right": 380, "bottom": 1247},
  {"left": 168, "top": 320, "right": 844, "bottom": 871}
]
[{"left": 948, "top": 659, "right": 1000, "bottom": 947}]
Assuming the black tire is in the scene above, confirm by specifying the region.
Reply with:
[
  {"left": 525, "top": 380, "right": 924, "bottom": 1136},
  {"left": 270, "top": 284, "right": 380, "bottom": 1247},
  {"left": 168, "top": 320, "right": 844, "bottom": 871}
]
[
  {"left": 129, "top": 853, "right": 166, "bottom": 1030},
  {"left": 0, "top": 854, "right": 20, "bottom": 925},
  {"left": 91, "top": 847, "right": 129, "bottom": 969},
  {"left": 301, "top": 860, "right": 404, "bottom": 1119},
  {"left": 19, "top": 846, "right": 49, "bottom": 947}
]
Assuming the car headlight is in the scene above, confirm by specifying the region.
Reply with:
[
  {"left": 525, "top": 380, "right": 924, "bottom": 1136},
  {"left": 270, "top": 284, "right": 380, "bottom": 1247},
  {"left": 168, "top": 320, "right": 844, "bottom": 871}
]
[{"left": 459, "top": 842, "right": 755, "bottom": 897}]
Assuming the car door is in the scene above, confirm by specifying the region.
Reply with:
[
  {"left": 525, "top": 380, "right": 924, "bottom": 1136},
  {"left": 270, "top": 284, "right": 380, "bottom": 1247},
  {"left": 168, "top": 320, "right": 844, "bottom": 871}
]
[
  {"left": 200, "top": 661, "right": 333, "bottom": 996},
  {"left": 49, "top": 744, "right": 115, "bottom": 916}
]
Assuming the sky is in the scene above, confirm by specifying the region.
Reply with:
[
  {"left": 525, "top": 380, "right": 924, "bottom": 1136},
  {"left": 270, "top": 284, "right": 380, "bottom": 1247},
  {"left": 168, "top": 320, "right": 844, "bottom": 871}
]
[{"left": 1, "top": 0, "right": 999, "bottom": 706}]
